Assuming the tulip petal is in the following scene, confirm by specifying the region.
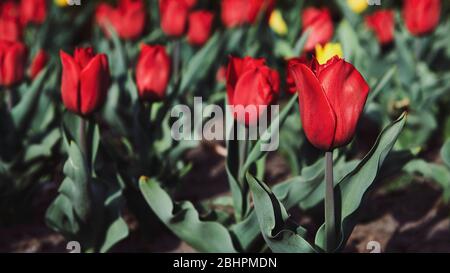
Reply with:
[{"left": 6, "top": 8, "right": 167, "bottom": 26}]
[
  {"left": 2, "top": 41, "right": 26, "bottom": 85},
  {"left": 318, "top": 59, "right": 369, "bottom": 147},
  {"left": 290, "top": 63, "right": 336, "bottom": 150},
  {"left": 79, "top": 54, "right": 110, "bottom": 115},
  {"left": 60, "top": 50, "right": 81, "bottom": 114}
]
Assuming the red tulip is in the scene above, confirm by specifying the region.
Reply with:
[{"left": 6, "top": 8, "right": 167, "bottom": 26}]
[
  {"left": 302, "top": 7, "right": 334, "bottom": 52},
  {"left": 95, "top": 0, "right": 146, "bottom": 40},
  {"left": 365, "top": 10, "right": 395, "bottom": 45},
  {"left": 135, "top": 45, "right": 171, "bottom": 101},
  {"left": 187, "top": 11, "right": 214, "bottom": 46},
  {"left": 0, "top": 40, "right": 27, "bottom": 87},
  {"left": 226, "top": 56, "right": 280, "bottom": 125},
  {"left": 221, "top": 0, "right": 275, "bottom": 28},
  {"left": 286, "top": 56, "right": 308, "bottom": 94},
  {"left": 289, "top": 57, "right": 370, "bottom": 150},
  {"left": 20, "top": 0, "right": 47, "bottom": 25},
  {"left": 0, "top": 1, "right": 21, "bottom": 41},
  {"left": 403, "top": 0, "right": 441, "bottom": 36},
  {"left": 159, "top": 0, "right": 190, "bottom": 37},
  {"left": 60, "top": 47, "right": 110, "bottom": 116},
  {"left": 29, "top": 49, "right": 49, "bottom": 79},
  {"left": 0, "top": 18, "right": 21, "bottom": 42}
]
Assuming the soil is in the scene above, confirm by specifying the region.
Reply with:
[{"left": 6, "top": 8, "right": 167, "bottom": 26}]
[{"left": 1, "top": 143, "right": 449, "bottom": 253}]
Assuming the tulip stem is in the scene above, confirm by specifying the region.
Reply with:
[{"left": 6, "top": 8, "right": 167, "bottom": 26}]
[
  {"left": 173, "top": 40, "right": 181, "bottom": 81},
  {"left": 79, "top": 118, "right": 88, "bottom": 161},
  {"left": 5, "top": 88, "right": 13, "bottom": 111},
  {"left": 324, "top": 151, "right": 336, "bottom": 252}
]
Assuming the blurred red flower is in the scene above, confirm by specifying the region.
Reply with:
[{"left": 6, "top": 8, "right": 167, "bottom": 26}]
[
  {"left": 60, "top": 47, "right": 110, "bottom": 116},
  {"left": 187, "top": 10, "right": 214, "bottom": 46},
  {"left": 221, "top": 0, "right": 275, "bottom": 28},
  {"left": 403, "top": 0, "right": 441, "bottom": 36},
  {"left": 302, "top": 7, "right": 334, "bottom": 52},
  {"left": 29, "top": 49, "right": 49, "bottom": 80},
  {"left": 159, "top": 0, "right": 191, "bottom": 37},
  {"left": 0, "top": 40, "right": 27, "bottom": 87},
  {"left": 289, "top": 57, "right": 369, "bottom": 151},
  {"left": 226, "top": 56, "right": 280, "bottom": 126},
  {"left": 20, "top": 0, "right": 47, "bottom": 25},
  {"left": 365, "top": 10, "right": 395, "bottom": 45},
  {"left": 136, "top": 44, "right": 171, "bottom": 101},
  {"left": 96, "top": 0, "right": 146, "bottom": 40},
  {"left": 0, "top": 1, "right": 21, "bottom": 41}
]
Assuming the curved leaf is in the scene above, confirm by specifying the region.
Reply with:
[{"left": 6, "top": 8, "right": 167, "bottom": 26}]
[{"left": 139, "top": 177, "right": 237, "bottom": 253}]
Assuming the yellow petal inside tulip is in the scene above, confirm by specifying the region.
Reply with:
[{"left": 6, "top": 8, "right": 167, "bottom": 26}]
[
  {"left": 315, "top": 43, "right": 344, "bottom": 65},
  {"left": 269, "top": 10, "right": 288, "bottom": 36},
  {"left": 54, "top": 0, "right": 69, "bottom": 7},
  {"left": 346, "top": 0, "right": 368, "bottom": 14}
]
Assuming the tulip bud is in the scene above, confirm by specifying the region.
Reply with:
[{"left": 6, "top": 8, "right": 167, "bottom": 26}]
[
  {"left": 0, "top": 40, "right": 27, "bottom": 87},
  {"left": 302, "top": 7, "right": 334, "bottom": 52},
  {"left": 403, "top": 0, "right": 441, "bottom": 36},
  {"left": 365, "top": 10, "right": 395, "bottom": 45},
  {"left": 96, "top": 0, "right": 146, "bottom": 40},
  {"left": 226, "top": 56, "right": 280, "bottom": 126},
  {"left": 29, "top": 49, "right": 49, "bottom": 80},
  {"left": 289, "top": 57, "right": 370, "bottom": 151},
  {"left": 136, "top": 44, "right": 171, "bottom": 101},
  {"left": 159, "top": 0, "right": 190, "bottom": 37},
  {"left": 0, "top": 1, "right": 21, "bottom": 41},
  {"left": 60, "top": 47, "right": 111, "bottom": 116},
  {"left": 269, "top": 10, "right": 288, "bottom": 36},
  {"left": 187, "top": 11, "right": 214, "bottom": 46},
  {"left": 20, "top": 0, "right": 47, "bottom": 25},
  {"left": 221, "top": 0, "right": 275, "bottom": 28}
]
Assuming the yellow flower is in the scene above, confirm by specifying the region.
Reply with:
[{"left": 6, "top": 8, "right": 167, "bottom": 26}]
[
  {"left": 54, "top": 0, "right": 69, "bottom": 7},
  {"left": 347, "top": 0, "right": 368, "bottom": 14},
  {"left": 315, "top": 43, "right": 343, "bottom": 65},
  {"left": 269, "top": 10, "right": 288, "bottom": 36}
]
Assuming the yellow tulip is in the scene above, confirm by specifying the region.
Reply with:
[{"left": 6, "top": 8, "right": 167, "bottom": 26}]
[
  {"left": 54, "top": 0, "right": 69, "bottom": 7},
  {"left": 315, "top": 43, "right": 344, "bottom": 65},
  {"left": 269, "top": 10, "right": 288, "bottom": 36},
  {"left": 347, "top": 0, "right": 368, "bottom": 14}
]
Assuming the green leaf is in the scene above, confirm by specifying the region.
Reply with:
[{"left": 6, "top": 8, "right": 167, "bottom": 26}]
[
  {"left": 293, "top": 30, "right": 310, "bottom": 56},
  {"left": 441, "top": 139, "right": 450, "bottom": 169},
  {"left": 179, "top": 32, "right": 222, "bottom": 93},
  {"left": 247, "top": 173, "right": 317, "bottom": 253},
  {"left": 241, "top": 94, "right": 298, "bottom": 177},
  {"left": 315, "top": 112, "right": 407, "bottom": 251},
  {"left": 139, "top": 177, "right": 237, "bottom": 253},
  {"left": 11, "top": 67, "right": 49, "bottom": 131},
  {"left": 404, "top": 159, "right": 450, "bottom": 201}
]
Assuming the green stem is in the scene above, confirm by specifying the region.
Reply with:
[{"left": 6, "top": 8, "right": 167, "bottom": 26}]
[
  {"left": 79, "top": 117, "right": 88, "bottom": 160},
  {"left": 325, "top": 151, "right": 336, "bottom": 252},
  {"left": 5, "top": 88, "right": 13, "bottom": 111},
  {"left": 173, "top": 40, "right": 181, "bottom": 82}
]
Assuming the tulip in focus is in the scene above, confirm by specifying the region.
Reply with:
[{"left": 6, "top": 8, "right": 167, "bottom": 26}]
[
  {"left": 29, "top": 50, "right": 49, "bottom": 80},
  {"left": 315, "top": 43, "right": 343, "bottom": 65},
  {"left": 96, "top": 0, "right": 146, "bottom": 40},
  {"left": 20, "top": 0, "right": 47, "bottom": 25},
  {"left": 60, "top": 47, "right": 110, "bottom": 116},
  {"left": 0, "top": 40, "right": 27, "bottom": 87},
  {"left": 365, "top": 10, "right": 395, "bottom": 45},
  {"left": 289, "top": 57, "right": 370, "bottom": 150},
  {"left": 226, "top": 56, "right": 280, "bottom": 126},
  {"left": 136, "top": 45, "right": 171, "bottom": 101},
  {"left": 346, "top": 0, "right": 368, "bottom": 14},
  {"left": 302, "top": 7, "right": 334, "bottom": 52},
  {"left": 403, "top": 0, "right": 441, "bottom": 36},
  {"left": 187, "top": 11, "right": 214, "bottom": 46},
  {"left": 269, "top": 10, "right": 288, "bottom": 36}
]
